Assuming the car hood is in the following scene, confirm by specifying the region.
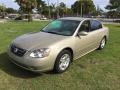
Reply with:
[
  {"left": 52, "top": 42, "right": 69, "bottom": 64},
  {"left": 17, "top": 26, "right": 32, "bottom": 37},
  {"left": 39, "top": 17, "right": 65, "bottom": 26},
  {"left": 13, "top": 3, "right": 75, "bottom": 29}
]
[{"left": 12, "top": 32, "right": 68, "bottom": 50}]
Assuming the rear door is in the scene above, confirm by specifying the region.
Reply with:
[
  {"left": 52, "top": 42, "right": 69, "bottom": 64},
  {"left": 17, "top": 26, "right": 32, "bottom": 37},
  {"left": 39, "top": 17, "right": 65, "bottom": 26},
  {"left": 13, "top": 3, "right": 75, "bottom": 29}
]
[{"left": 89, "top": 20, "right": 104, "bottom": 47}]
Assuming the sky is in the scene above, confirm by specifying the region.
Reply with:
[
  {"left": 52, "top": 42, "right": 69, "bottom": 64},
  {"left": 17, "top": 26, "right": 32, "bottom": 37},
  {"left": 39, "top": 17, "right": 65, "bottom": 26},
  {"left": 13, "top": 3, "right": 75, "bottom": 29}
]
[{"left": 0, "top": 0, "right": 110, "bottom": 11}]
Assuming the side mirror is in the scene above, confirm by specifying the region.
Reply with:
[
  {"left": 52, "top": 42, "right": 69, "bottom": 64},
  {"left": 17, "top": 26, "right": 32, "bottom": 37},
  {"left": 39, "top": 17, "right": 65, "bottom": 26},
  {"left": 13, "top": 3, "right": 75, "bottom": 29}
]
[{"left": 78, "top": 31, "right": 88, "bottom": 36}]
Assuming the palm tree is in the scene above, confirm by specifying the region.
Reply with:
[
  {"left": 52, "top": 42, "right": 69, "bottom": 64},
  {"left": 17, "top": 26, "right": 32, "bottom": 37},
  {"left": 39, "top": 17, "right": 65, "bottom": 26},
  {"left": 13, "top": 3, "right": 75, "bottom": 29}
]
[
  {"left": 36, "top": 0, "right": 46, "bottom": 14},
  {"left": 59, "top": 2, "right": 66, "bottom": 17},
  {"left": 50, "top": 3, "right": 56, "bottom": 18},
  {"left": 16, "top": 0, "right": 37, "bottom": 22},
  {"left": 0, "top": 4, "right": 6, "bottom": 18}
]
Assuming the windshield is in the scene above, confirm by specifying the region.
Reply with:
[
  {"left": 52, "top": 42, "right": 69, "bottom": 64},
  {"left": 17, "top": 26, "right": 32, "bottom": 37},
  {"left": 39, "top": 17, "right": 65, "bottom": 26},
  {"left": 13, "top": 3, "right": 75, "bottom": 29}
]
[{"left": 41, "top": 20, "right": 80, "bottom": 36}]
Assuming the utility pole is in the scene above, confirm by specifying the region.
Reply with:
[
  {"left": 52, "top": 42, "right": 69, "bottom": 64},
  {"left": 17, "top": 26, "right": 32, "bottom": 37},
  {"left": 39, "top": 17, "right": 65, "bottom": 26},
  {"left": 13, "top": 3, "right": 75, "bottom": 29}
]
[
  {"left": 57, "top": 0, "right": 59, "bottom": 18},
  {"left": 47, "top": 0, "right": 51, "bottom": 19},
  {"left": 65, "top": 0, "right": 67, "bottom": 16},
  {"left": 81, "top": 3, "right": 83, "bottom": 17}
]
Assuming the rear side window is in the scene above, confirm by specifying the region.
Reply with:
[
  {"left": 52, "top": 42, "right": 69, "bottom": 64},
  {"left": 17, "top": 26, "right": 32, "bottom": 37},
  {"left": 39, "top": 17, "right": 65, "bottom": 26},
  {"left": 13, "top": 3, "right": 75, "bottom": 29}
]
[{"left": 90, "top": 20, "right": 102, "bottom": 31}]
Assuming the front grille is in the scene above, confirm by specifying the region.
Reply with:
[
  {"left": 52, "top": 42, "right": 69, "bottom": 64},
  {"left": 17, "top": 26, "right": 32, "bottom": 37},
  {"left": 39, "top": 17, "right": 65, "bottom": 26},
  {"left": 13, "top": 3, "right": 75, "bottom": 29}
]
[{"left": 11, "top": 44, "right": 27, "bottom": 57}]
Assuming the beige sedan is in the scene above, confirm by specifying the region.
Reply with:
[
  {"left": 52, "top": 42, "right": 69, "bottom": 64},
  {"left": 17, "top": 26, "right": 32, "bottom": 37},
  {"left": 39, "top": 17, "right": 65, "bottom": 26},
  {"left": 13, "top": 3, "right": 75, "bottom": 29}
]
[{"left": 8, "top": 17, "right": 109, "bottom": 73}]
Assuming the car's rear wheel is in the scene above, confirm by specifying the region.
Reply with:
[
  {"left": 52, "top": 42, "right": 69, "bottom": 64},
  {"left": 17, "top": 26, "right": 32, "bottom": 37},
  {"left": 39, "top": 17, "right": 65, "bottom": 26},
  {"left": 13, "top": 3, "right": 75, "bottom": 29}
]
[
  {"left": 53, "top": 50, "right": 72, "bottom": 73},
  {"left": 98, "top": 37, "right": 106, "bottom": 50}
]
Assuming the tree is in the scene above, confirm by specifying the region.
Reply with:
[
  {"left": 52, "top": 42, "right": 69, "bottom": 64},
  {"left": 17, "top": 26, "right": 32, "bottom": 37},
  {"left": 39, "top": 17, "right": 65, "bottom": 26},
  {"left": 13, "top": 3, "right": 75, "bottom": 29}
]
[
  {"left": 36, "top": 0, "right": 46, "bottom": 14},
  {"left": 96, "top": 5, "right": 104, "bottom": 16},
  {"left": 71, "top": 0, "right": 96, "bottom": 17},
  {"left": 0, "top": 4, "right": 6, "bottom": 11},
  {"left": 15, "top": 0, "right": 37, "bottom": 22},
  {"left": 50, "top": 3, "right": 56, "bottom": 19},
  {"left": 0, "top": 4, "right": 6, "bottom": 18},
  {"left": 66, "top": 8, "right": 73, "bottom": 16},
  {"left": 59, "top": 2, "right": 66, "bottom": 17},
  {"left": 106, "top": 0, "right": 120, "bottom": 10},
  {"left": 105, "top": 0, "right": 120, "bottom": 18},
  {"left": 5, "top": 8, "right": 17, "bottom": 14}
]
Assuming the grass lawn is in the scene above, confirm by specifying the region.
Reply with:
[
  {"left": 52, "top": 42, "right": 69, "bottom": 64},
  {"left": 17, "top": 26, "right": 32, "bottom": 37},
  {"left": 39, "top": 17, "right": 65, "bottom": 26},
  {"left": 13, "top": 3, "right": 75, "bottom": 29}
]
[{"left": 0, "top": 21, "right": 120, "bottom": 90}]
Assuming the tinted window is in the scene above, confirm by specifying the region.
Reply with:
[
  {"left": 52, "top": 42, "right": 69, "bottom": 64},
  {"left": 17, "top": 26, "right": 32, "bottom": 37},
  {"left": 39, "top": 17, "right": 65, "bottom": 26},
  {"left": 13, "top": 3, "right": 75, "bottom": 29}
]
[
  {"left": 42, "top": 20, "right": 80, "bottom": 36},
  {"left": 79, "top": 20, "right": 90, "bottom": 32},
  {"left": 90, "top": 20, "right": 102, "bottom": 31}
]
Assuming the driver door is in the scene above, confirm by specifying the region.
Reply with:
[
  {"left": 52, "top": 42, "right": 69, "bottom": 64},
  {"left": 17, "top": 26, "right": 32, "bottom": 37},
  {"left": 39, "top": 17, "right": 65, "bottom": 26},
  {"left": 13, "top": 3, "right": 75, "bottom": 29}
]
[{"left": 74, "top": 20, "right": 95, "bottom": 59}]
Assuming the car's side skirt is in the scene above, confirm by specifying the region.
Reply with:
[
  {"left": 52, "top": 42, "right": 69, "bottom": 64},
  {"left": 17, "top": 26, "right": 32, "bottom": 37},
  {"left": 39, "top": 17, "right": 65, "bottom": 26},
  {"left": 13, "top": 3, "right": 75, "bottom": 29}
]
[{"left": 74, "top": 47, "right": 98, "bottom": 61}]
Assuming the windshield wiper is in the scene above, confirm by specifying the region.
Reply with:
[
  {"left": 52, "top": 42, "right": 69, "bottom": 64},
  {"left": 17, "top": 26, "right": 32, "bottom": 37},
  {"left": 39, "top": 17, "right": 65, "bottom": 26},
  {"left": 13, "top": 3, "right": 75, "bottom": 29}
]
[
  {"left": 46, "top": 31, "right": 59, "bottom": 34},
  {"left": 41, "top": 30, "right": 59, "bottom": 34},
  {"left": 42, "top": 31, "right": 69, "bottom": 36}
]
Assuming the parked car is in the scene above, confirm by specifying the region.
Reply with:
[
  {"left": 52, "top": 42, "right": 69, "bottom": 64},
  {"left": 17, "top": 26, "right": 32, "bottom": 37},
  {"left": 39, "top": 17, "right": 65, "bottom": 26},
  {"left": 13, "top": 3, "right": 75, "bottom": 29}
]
[
  {"left": 8, "top": 15, "right": 17, "bottom": 20},
  {"left": 40, "top": 17, "right": 47, "bottom": 20},
  {"left": 15, "top": 16, "right": 23, "bottom": 20},
  {"left": 4, "top": 16, "right": 9, "bottom": 19},
  {"left": 8, "top": 17, "right": 109, "bottom": 73},
  {"left": 114, "top": 20, "right": 120, "bottom": 23}
]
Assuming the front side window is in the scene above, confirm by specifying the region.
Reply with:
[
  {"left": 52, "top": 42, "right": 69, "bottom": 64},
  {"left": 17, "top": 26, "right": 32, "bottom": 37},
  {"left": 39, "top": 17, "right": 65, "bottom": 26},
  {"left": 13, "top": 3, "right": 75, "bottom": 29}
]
[
  {"left": 90, "top": 20, "right": 102, "bottom": 31},
  {"left": 78, "top": 20, "right": 90, "bottom": 32},
  {"left": 42, "top": 20, "right": 80, "bottom": 36}
]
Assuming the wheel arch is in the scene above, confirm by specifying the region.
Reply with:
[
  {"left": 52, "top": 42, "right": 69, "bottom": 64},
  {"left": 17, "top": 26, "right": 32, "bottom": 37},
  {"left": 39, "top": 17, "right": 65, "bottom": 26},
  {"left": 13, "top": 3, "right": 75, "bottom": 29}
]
[
  {"left": 60, "top": 47, "right": 74, "bottom": 62},
  {"left": 53, "top": 47, "right": 74, "bottom": 73},
  {"left": 103, "top": 35, "right": 107, "bottom": 44}
]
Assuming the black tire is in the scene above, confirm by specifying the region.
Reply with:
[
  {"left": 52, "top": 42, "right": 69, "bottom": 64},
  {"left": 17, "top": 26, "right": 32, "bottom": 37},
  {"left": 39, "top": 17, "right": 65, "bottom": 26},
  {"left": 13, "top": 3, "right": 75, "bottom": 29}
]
[
  {"left": 98, "top": 37, "right": 106, "bottom": 50},
  {"left": 53, "top": 50, "right": 72, "bottom": 73}
]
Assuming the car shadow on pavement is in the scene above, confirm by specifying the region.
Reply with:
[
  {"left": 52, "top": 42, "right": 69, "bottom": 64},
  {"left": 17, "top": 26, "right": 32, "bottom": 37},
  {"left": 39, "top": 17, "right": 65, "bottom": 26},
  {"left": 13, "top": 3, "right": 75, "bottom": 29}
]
[{"left": 0, "top": 52, "right": 42, "bottom": 79}]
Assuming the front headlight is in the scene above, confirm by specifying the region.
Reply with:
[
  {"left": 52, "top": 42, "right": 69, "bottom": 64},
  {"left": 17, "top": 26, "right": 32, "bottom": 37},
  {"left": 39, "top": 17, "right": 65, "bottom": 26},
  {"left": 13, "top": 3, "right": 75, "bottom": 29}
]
[{"left": 30, "top": 48, "right": 50, "bottom": 58}]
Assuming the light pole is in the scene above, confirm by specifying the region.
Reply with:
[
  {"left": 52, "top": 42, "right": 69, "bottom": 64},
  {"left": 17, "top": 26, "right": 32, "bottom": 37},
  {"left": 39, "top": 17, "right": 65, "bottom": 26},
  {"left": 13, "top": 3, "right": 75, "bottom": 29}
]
[
  {"left": 47, "top": 0, "right": 51, "bottom": 19},
  {"left": 65, "top": 0, "right": 67, "bottom": 16},
  {"left": 81, "top": 3, "right": 83, "bottom": 17},
  {"left": 57, "top": 0, "right": 59, "bottom": 18},
  {"left": 39, "top": 4, "right": 42, "bottom": 13}
]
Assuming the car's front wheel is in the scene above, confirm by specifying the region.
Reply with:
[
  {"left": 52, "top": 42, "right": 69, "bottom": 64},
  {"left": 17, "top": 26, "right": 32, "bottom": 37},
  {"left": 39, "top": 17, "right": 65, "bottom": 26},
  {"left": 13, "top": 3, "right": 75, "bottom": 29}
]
[{"left": 53, "top": 50, "right": 72, "bottom": 73}]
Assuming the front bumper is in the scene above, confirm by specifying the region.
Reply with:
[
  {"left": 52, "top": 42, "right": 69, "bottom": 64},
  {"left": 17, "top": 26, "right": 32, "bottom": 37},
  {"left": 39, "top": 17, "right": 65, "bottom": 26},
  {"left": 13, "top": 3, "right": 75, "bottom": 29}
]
[{"left": 7, "top": 47, "right": 55, "bottom": 72}]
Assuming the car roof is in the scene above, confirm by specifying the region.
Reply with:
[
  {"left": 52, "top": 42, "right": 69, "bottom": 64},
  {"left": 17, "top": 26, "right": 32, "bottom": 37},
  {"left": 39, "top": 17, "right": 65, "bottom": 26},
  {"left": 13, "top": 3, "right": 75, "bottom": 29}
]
[{"left": 59, "top": 17, "right": 92, "bottom": 21}]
